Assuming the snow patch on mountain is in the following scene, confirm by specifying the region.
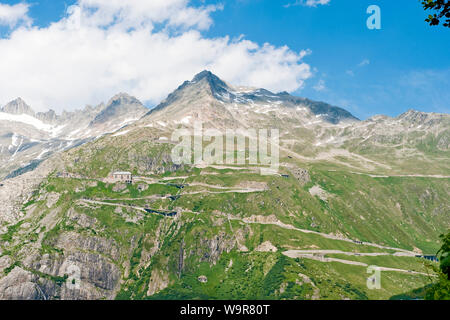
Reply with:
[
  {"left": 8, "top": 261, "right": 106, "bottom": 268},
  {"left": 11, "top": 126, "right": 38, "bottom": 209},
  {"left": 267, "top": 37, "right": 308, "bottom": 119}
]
[
  {"left": 0, "top": 112, "right": 54, "bottom": 132},
  {"left": 112, "top": 130, "right": 131, "bottom": 137}
]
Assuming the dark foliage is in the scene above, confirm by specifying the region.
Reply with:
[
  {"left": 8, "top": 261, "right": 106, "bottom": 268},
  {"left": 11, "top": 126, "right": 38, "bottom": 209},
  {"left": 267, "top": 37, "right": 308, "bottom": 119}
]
[{"left": 421, "top": 0, "right": 450, "bottom": 27}]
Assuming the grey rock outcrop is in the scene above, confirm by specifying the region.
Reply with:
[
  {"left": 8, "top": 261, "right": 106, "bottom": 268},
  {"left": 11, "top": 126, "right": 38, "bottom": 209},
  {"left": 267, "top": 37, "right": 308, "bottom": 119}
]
[
  {"left": 1, "top": 98, "right": 35, "bottom": 117},
  {"left": 36, "top": 109, "right": 58, "bottom": 124},
  {"left": 0, "top": 267, "right": 44, "bottom": 300}
]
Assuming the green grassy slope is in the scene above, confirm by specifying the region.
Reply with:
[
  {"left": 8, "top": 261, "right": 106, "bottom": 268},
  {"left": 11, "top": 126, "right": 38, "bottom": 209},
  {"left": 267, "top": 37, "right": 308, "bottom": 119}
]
[{"left": 0, "top": 126, "right": 448, "bottom": 300}]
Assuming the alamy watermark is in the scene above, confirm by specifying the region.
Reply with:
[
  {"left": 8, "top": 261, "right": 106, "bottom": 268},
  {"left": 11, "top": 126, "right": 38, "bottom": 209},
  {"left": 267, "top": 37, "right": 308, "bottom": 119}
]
[
  {"left": 366, "top": 265, "right": 381, "bottom": 290},
  {"left": 367, "top": 5, "right": 381, "bottom": 30},
  {"left": 66, "top": 264, "right": 81, "bottom": 290},
  {"left": 171, "top": 122, "right": 280, "bottom": 175}
]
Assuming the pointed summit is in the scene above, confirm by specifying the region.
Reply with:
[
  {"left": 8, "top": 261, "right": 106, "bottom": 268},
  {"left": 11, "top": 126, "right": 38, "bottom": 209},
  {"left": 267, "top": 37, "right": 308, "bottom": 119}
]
[
  {"left": 90, "top": 93, "right": 148, "bottom": 126},
  {"left": 107, "top": 92, "right": 142, "bottom": 107},
  {"left": 192, "top": 70, "right": 214, "bottom": 81},
  {"left": 145, "top": 70, "right": 232, "bottom": 116},
  {"left": 191, "top": 70, "right": 230, "bottom": 95},
  {"left": 1, "top": 98, "right": 35, "bottom": 117},
  {"left": 192, "top": 70, "right": 222, "bottom": 83}
]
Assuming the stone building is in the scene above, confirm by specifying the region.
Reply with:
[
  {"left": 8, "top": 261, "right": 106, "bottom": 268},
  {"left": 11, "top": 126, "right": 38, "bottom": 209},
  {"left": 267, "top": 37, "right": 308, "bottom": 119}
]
[{"left": 111, "top": 171, "right": 133, "bottom": 184}]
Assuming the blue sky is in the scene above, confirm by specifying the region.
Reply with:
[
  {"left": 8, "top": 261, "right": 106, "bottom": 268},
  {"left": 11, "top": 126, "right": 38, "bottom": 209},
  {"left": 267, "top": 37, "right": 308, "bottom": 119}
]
[
  {"left": 206, "top": 0, "right": 450, "bottom": 118},
  {"left": 0, "top": 0, "right": 449, "bottom": 119}
]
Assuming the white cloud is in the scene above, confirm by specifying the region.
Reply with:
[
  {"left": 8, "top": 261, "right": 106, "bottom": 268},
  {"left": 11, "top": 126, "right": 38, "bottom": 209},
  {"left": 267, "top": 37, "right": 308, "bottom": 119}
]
[
  {"left": 0, "top": 2, "right": 31, "bottom": 28},
  {"left": 284, "top": 0, "right": 331, "bottom": 8},
  {"left": 313, "top": 79, "right": 326, "bottom": 91},
  {"left": 358, "top": 59, "right": 370, "bottom": 67},
  {"left": 346, "top": 59, "right": 370, "bottom": 77},
  {"left": 0, "top": 0, "right": 312, "bottom": 113},
  {"left": 73, "top": 0, "right": 221, "bottom": 31},
  {"left": 299, "top": 48, "right": 312, "bottom": 59}
]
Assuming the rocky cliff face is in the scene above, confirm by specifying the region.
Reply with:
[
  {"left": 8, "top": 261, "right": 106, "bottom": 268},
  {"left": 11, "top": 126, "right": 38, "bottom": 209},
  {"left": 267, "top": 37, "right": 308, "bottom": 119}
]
[
  {"left": 0, "top": 156, "right": 61, "bottom": 224},
  {"left": 36, "top": 110, "right": 58, "bottom": 124}
]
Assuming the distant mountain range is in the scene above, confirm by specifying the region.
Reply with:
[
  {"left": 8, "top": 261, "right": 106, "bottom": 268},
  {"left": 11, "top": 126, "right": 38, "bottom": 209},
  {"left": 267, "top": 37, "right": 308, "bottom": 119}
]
[
  {"left": 0, "top": 93, "right": 148, "bottom": 179},
  {"left": 133, "top": 70, "right": 449, "bottom": 175},
  {"left": 1, "top": 71, "right": 448, "bottom": 181}
]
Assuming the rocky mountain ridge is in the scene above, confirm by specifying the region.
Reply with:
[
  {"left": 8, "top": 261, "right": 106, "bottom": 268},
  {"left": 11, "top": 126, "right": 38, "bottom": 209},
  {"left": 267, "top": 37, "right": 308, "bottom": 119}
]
[
  {"left": 145, "top": 70, "right": 359, "bottom": 127},
  {"left": 2, "top": 71, "right": 448, "bottom": 181}
]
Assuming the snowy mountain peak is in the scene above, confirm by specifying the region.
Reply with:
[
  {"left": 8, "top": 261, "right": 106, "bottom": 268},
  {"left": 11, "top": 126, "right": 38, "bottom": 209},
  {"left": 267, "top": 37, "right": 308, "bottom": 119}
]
[
  {"left": 0, "top": 93, "right": 149, "bottom": 180},
  {"left": 143, "top": 71, "right": 359, "bottom": 127}
]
